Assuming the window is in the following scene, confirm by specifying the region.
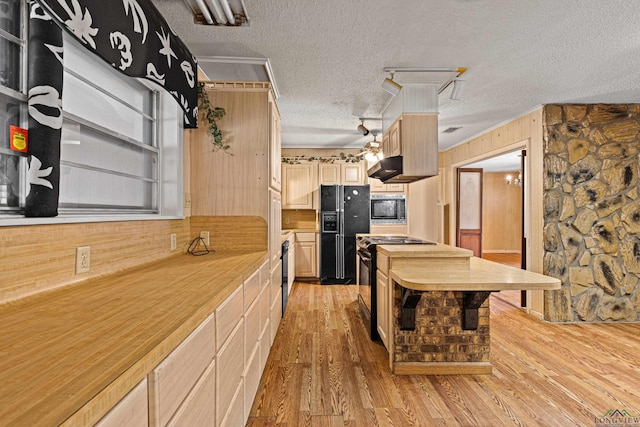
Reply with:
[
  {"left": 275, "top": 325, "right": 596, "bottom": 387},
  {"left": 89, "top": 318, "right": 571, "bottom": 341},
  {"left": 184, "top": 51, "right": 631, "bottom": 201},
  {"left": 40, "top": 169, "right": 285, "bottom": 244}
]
[
  {"left": 0, "top": 1, "right": 183, "bottom": 220},
  {"left": 0, "top": 0, "right": 27, "bottom": 212}
]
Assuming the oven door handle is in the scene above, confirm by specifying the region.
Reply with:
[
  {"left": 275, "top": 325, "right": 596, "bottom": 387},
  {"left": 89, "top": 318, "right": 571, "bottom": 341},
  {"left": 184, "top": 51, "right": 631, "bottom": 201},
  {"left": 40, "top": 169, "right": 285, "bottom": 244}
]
[{"left": 357, "top": 249, "right": 372, "bottom": 262}]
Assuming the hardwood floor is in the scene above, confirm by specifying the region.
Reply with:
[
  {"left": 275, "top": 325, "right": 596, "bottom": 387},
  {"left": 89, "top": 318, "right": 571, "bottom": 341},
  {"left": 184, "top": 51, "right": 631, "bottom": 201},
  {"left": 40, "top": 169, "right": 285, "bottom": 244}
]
[
  {"left": 482, "top": 253, "right": 522, "bottom": 307},
  {"left": 247, "top": 281, "right": 640, "bottom": 426}
]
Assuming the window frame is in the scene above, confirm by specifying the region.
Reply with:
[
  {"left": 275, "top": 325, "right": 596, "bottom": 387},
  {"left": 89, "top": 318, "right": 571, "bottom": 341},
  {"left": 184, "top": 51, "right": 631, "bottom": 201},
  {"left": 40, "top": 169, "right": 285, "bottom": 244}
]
[{"left": 0, "top": 0, "right": 184, "bottom": 225}]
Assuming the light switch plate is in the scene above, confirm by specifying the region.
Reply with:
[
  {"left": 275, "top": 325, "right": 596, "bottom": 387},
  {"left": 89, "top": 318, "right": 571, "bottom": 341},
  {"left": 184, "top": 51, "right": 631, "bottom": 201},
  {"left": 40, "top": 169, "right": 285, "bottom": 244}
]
[{"left": 200, "top": 231, "right": 210, "bottom": 246}]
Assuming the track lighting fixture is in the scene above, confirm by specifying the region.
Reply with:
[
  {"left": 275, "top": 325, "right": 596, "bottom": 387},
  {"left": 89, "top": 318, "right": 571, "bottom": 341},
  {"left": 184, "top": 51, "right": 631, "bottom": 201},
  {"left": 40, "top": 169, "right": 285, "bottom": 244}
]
[
  {"left": 381, "top": 71, "right": 402, "bottom": 96},
  {"left": 357, "top": 119, "right": 370, "bottom": 136}
]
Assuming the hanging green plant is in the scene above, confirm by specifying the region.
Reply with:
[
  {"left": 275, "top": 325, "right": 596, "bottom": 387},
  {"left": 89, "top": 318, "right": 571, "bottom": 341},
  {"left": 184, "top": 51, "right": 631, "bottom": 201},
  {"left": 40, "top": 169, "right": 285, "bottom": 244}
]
[{"left": 197, "top": 82, "right": 230, "bottom": 153}]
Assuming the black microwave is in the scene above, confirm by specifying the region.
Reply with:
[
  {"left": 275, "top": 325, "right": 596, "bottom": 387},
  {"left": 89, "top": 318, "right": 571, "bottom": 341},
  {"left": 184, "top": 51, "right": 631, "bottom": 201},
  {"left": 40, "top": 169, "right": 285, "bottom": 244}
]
[{"left": 370, "top": 194, "right": 406, "bottom": 224}]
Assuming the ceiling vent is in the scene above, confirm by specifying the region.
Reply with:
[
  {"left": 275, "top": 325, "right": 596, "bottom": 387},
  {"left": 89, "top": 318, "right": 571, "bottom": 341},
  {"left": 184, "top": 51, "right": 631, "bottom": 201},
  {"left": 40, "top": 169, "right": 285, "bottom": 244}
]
[
  {"left": 442, "top": 127, "right": 462, "bottom": 134},
  {"left": 183, "top": 0, "right": 249, "bottom": 26}
]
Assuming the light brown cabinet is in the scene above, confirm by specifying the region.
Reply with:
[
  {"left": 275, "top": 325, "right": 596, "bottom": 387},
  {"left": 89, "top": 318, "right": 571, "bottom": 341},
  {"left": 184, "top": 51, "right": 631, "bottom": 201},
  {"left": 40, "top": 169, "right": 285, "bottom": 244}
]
[
  {"left": 282, "top": 163, "right": 317, "bottom": 209},
  {"left": 318, "top": 162, "right": 365, "bottom": 185},
  {"left": 269, "top": 99, "right": 281, "bottom": 191},
  {"left": 148, "top": 313, "right": 216, "bottom": 427},
  {"left": 96, "top": 379, "right": 148, "bottom": 427},
  {"left": 376, "top": 252, "right": 391, "bottom": 350},
  {"left": 295, "top": 232, "right": 317, "bottom": 278},
  {"left": 368, "top": 177, "right": 406, "bottom": 193},
  {"left": 383, "top": 119, "right": 402, "bottom": 157}
]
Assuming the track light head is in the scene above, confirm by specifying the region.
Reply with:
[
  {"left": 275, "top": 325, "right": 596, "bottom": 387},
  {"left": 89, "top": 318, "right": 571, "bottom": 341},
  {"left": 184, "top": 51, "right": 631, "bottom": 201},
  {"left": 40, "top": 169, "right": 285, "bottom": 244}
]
[
  {"left": 450, "top": 79, "right": 466, "bottom": 100},
  {"left": 357, "top": 119, "right": 369, "bottom": 136},
  {"left": 382, "top": 72, "right": 402, "bottom": 96}
]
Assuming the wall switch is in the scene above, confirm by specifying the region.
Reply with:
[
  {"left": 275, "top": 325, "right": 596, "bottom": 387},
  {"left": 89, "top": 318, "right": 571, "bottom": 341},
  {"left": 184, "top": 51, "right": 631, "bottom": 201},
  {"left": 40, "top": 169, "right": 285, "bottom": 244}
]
[
  {"left": 183, "top": 193, "right": 192, "bottom": 209},
  {"left": 200, "top": 231, "right": 210, "bottom": 246},
  {"left": 285, "top": 217, "right": 290, "bottom": 225},
  {"left": 76, "top": 246, "right": 90, "bottom": 274},
  {"left": 170, "top": 233, "right": 177, "bottom": 251}
]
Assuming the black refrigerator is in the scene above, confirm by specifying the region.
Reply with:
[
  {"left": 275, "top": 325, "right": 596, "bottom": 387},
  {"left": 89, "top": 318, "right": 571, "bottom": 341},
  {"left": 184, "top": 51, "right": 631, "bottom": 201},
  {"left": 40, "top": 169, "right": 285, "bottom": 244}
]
[{"left": 320, "top": 185, "right": 370, "bottom": 284}]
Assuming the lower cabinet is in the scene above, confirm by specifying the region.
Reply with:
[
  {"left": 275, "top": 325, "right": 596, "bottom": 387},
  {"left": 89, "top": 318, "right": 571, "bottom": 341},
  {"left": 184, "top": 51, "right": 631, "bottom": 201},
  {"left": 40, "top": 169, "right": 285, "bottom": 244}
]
[
  {"left": 376, "top": 269, "right": 389, "bottom": 349},
  {"left": 97, "top": 260, "right": 277, "bottom": 427},
  {"left": 96, "top": 378, "right": 148, "bottom": 427},
  {"left": 216, "top": 319, "right": 244, "bottom": 426},
  {"left": 295, "top": 232, "right": 317, "bottom": 278},
  {"left": 167, "top": 361, "right": 216, "bottom": 427},
  {"left": 148, "top": 313, "right": 216, "bottom": 426}
]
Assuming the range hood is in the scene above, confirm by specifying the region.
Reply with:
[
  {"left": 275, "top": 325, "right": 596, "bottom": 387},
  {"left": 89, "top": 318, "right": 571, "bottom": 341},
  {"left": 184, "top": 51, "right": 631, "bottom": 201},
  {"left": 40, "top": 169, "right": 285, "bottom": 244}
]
[
  {"left": 367, "top": 155, "right": 432, "bottom": 184},
  {"left": 366, "top": 114, "right": 439, "bottom": 184},
  {"left": 367, "top": 84, "right": 439, "bottom": 184}
]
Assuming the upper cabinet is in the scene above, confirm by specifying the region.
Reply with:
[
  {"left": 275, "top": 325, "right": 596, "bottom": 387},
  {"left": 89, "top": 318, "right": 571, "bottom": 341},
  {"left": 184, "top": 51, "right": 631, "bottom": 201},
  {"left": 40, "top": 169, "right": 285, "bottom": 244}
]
[
  {"left": 269, "top": 99, "right": 281, "bottom": 191},
  {"left": 189, "top": 82, "right": 278, "bottom": 221},
  {"left": 382, "top": 119, "right": 402, "bottom": 158},
  {"left": 318, "top": 162, "right": 365, "bottom": 185},
  {"left": 282, "top": 163, "right": 317, "bottom": 209}
]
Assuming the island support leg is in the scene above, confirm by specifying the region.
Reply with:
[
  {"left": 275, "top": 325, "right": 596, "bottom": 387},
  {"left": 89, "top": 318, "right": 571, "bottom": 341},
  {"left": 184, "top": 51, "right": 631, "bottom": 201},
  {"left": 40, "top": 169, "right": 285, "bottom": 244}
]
[{"left": 462, "top": 291, "right": 494, "bottom": 330}]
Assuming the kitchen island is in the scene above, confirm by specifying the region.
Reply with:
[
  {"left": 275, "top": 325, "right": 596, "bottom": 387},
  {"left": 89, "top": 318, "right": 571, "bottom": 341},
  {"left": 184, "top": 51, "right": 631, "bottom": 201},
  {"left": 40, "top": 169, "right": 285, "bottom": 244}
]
[{"left": 375, "top": 243, "right": 560, "bottom": 375}]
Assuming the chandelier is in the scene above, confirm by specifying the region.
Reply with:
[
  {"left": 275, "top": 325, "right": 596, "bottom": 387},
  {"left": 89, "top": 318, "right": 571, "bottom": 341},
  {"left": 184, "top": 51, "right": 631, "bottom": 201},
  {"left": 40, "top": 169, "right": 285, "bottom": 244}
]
[{"left": 506, "top": 171, "right": 522, "bottom": 186}]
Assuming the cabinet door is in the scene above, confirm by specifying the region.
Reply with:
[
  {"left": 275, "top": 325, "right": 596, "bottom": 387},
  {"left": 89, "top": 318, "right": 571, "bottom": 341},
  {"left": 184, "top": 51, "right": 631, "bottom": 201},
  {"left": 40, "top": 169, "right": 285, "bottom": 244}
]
[
  {"left": 96, "top": 379, "right": 148, "bottom": 427},
  {"left": 282, "top": 164, "right": 316, "bottom": 209},
  {"left": 341, "top": 163, "right": 365, "bottom": 185},
  {"left": 376, "top": 269, "right": 389, "bottom": 349},
  {"left": 295, "top": 233, "right": 317, "bottom": 278},
  {"left": 389, "top": 119, "right": 401, "bottom": 157},
  {"left": 269, "top": 98, "right": 281, "bottom": 191},
  {"left": 269, "top": 189, "right": 282, "bottom": 269},
  {"left": 167, "top": 361, "right": 215, "bottom": 427},
  {"left": 148, "top": 313, "right": 216, "bottom": 427},
  {"left": 318, "top": 163, "right": 340, "bottom": 185}
]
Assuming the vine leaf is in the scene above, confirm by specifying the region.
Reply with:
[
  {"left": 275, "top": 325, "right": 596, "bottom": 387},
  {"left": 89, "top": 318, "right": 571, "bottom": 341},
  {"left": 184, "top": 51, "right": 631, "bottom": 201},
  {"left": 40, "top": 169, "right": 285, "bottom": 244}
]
[{"left": 197, "top": 83, "right": 231, "bottom": 154}]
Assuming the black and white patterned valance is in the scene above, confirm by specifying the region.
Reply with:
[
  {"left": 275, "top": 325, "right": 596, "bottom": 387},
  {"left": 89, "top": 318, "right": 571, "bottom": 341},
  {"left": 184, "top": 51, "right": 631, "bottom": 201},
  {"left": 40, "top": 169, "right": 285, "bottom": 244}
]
[{"left": 33, "top": 0, "right": 198, "bottom": 128}]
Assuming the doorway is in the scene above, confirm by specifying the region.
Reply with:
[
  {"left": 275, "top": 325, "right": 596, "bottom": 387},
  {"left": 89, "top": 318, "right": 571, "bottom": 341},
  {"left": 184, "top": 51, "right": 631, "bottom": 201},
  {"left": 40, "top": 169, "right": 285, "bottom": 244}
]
[{"left": 461, "top": 149, "right": 525, "bottom": 307}]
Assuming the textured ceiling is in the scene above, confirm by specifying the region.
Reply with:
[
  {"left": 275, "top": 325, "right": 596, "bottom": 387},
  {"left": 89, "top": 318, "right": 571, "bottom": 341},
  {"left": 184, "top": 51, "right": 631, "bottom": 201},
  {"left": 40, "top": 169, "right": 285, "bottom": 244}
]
[{"left": 152, "top": 0, "right": 640, "bottom": 156}]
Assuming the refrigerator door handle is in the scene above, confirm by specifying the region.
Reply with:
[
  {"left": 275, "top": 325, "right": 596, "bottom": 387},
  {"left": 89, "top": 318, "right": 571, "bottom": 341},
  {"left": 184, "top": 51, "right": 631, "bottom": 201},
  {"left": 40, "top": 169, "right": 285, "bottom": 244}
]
[{"left": 335, "top": 234, "right": 340, "bottom": 279}]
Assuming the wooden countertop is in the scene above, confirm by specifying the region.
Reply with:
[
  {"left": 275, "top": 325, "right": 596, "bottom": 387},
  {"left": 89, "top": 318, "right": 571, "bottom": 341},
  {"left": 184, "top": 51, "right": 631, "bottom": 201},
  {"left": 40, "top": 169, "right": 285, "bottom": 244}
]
[
  {"left": 0, "top": 250, "right": 268, "bottom": 426},
  {"left": 390, "top": 257, "right": 561, "bottom": 291},
  {"left": 376, "top": 242, "right": 474, "bottom": 258}
]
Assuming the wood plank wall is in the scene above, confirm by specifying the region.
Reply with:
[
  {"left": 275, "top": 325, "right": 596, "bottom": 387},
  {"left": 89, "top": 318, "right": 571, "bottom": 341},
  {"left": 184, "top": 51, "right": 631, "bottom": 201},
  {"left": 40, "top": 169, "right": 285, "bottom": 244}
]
[
  {"left": 482, "top": 172, "right": 522, "bottom": 253},
  {"left": 0, "top": 219, "right": 190, "bottom": 304},
  {"left": 439, "top": 108, "right": 545, "bottom": 316}
]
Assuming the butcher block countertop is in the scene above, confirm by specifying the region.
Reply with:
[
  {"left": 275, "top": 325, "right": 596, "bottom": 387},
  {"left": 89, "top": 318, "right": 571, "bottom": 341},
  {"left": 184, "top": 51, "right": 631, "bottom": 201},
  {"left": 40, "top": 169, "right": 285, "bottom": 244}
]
[
  {"left": 377, "top": 242, "right": 473, "bottom": 258},
  {"left": 0, "top": 250, "right": 268, "bottom": 426},
  {"left": 390, "top": 257, "right": 561, "bottom": 292}
]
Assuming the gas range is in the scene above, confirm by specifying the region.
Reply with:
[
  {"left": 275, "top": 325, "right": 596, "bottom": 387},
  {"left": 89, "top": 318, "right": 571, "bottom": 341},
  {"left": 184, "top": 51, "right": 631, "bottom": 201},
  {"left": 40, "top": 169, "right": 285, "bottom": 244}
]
[
  {"left": 355, "top": 235, "right": 435, "bottom": 341},
  {"left": 356, "top": 235, "right": 435, "bottom": 248}
]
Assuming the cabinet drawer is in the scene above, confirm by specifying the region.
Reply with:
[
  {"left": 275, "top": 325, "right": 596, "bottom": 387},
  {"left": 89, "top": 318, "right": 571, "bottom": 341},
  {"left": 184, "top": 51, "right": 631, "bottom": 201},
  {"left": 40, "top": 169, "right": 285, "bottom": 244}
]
[
  {"left": 270, "top": 288, "right": 283, "bottom": 344},
  {"left": 259, "top": 320, "right": 271, "bottom": 372},
  {"left": 244, "top": 296, "right": 260, "bottom": 366},
  {"left": 149, "top": 313, "right": 215, "bottom": 427},
  {"left": 295, "top": 232, "right": 316, "bottom": 242},
  {"left": 219, "top": 378, "right": 245, "bottom": 427},
  {"left": 259, "top": 284, "right": 270, "bottom": 329},
  {"left": 96, "top": 378, "right": 148, "bottom": 427},
  {"left": 216, "top": 283, "right": 243, "bottom": 352},
  {"left": 269, "top": 262, "right": 282, "bottom": 307},
  {"left": 259, "top": 259, "right": 269, "bottom": 291},
  {"left": 244, "top": 268, "right": 261, "bottom": 311},
  {"left": 216, "top": 318, "right": 244, "bottom": 425},
  {"left": 243, "top": 345, "right": 261, "bottom": 421},
  {"left": 167, "top": 360, "right": 215, "bottom": 427}
]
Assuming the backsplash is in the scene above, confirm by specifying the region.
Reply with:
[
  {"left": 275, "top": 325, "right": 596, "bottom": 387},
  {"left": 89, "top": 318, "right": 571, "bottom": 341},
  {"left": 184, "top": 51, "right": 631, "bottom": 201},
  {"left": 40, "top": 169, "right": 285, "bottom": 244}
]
[
  {"left": 282, "top": 209, "right": 318, "bottom": 230},
  {"left": 0, "top": 216, "right": 267, "bottom": 304}
]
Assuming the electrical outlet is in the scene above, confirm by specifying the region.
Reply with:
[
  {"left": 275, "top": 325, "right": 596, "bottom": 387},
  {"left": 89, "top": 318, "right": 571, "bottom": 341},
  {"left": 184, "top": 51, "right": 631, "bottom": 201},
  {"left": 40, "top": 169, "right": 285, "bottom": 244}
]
[
  {"left": 170, "top": 233, "right": 177, "bottom": 251},
  {"left": 183, "top": 192, "right": 191, "bottom": 209},
  {"left": 76, "top": 246, "right": 90, "bottom": 274},
  {"left": 200, "top": 231, "right": 210, "bottom": 246}
]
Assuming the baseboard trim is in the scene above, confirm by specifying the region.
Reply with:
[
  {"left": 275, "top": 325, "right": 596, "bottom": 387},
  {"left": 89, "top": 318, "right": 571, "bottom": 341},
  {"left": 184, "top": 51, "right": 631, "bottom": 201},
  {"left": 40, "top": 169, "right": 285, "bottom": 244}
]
[
  {"left": 482, "top": 250, "right": 522, "bottom": 254},
  {"left": 393, "top": 361, "right": 493, "bottom": 375}
]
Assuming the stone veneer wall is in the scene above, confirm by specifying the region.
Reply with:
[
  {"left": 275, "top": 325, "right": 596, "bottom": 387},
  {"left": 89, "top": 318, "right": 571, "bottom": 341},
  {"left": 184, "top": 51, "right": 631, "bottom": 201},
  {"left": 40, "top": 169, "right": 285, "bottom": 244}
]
[
  {"left": 392, "top": 285, "right": 490, "bottom": 363},
  {"left": 543, "top": 104, "right": 640, "bottom": 322}
]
